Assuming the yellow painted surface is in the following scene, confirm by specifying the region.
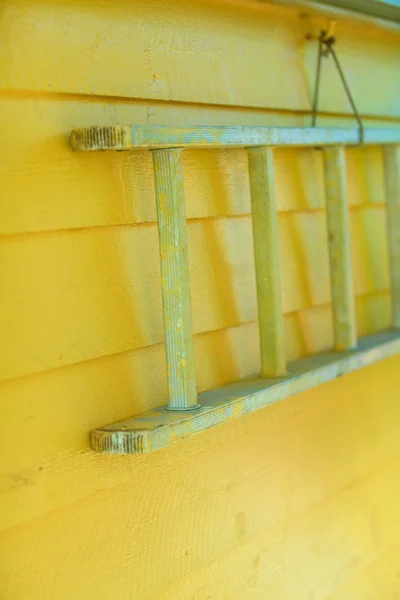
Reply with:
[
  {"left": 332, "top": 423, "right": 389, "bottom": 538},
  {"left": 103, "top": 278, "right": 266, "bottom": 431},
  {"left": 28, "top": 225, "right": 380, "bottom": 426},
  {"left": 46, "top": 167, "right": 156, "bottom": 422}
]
[{"left": 1, "top": 0, "right": 400, "bottom": 597}]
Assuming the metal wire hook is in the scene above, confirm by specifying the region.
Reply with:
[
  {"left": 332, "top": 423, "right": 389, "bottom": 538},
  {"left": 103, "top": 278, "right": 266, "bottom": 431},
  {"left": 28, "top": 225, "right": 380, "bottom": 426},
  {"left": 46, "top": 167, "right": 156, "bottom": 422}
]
[{"left": 311, "top": 29, "right": 364, "bottom": 144}]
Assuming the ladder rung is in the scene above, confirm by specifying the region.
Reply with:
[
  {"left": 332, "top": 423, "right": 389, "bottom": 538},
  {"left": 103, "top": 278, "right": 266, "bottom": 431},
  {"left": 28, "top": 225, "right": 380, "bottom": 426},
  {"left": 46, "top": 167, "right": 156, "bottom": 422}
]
[
  {"left": 248, "top": 147, "right": 286, "bottom": 377},
  {"left": 324, "top": 147, "right": 357, "bottom": 351},
  {"left": 72, "top": 122, "right": 400, "bottom": 453},
  {"left": 152, "top": 148, "right": 198, "bottom": 411},
  {"left": 383, "top": 145, "right": 400, "bottom": 329}
]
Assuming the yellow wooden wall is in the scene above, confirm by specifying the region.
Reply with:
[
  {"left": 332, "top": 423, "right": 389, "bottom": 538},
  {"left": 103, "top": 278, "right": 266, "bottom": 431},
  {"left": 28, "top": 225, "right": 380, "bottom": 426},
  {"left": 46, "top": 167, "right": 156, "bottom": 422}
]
[{"left": 1, "top": 0, "right": 400, "bottom": 598}]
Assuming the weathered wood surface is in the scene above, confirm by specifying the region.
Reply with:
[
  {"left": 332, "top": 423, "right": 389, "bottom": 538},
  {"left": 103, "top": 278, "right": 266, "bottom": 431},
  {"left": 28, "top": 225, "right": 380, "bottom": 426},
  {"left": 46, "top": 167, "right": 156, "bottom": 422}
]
[
  {"left": 3, "top": 0, "right": 400, "bottom": 598},
  {"left": 71, "top": 125, "right": 400, "bottom": 151},
  {"left": 248, "top": 147, "right": 286, "bottom": 376},
  {"left": 152, "top": 148, "right": 198, "bottom": 409},
  {"left": 324, "top": 147, "right": 357, "bottom": 350},
  {"left": 91, "top": 331, "right": 400, "bottom": 453},
  {"left": 2, "top": 355, "right": 400, "bottom": 598},
  {"left": 2, "top": 96, "right": 391, "bottom": 237},
  {"left": 0, "top": 213, "right": 390, "bottom": 382}
]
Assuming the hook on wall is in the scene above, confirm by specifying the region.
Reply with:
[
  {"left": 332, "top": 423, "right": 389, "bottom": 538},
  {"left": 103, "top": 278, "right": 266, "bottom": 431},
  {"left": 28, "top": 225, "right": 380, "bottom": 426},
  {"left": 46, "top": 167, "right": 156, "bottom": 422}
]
[{"left": 311, "top": 23, "right": 364, "bottom": 144}]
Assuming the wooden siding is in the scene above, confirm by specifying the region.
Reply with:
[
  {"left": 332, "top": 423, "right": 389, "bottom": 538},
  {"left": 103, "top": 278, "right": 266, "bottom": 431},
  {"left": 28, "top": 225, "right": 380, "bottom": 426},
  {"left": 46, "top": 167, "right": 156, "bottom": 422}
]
[{"left": 1, "top": 0, "right": 400, "bottom": 597}]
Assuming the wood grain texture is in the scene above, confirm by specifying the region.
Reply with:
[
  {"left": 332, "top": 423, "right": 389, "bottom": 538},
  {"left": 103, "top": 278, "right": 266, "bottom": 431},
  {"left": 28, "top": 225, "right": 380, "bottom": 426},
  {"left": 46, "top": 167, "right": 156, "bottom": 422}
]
[
  {"left": 248, "top": 147, "right": 286, "bottom": 376},
  {"left": 2, "top": 0, "right": 400, "bottom": 596},
  {"left": 91, "top": 331, "right": 400, "bottom": 453},
  {"left": 71, "top": 124, "right": 400, "bottom": 151},
  {"left": 0, "top": 0, "right": 308, "bottom": 109},
  {"left": 152, "top": 148, "right": 198, "bottom": 410},
  {"left": 0, "top": 96, "right": 392, "bottom": 237},
  {"left": 0, "top": 295, "right": 390, "bottom": 484},
  {"left": 383, "top": 145, "right": 400, "bottom": 328},
  {"left": 2, "top": 0, "right": 400, "bottom": 116},
  {"left": 0, "top": 212, "right": 389, "bottom": 382},
  {"left": 150, "top": 462, "right": 400, "bottom": 600},
  {"left": 2, "top": 448, "right": 400, "bottom": 599},
  {"left": 324, "top": 147, "right": 357, "bottom": 350},
  {"left": 0, "top": 307, "right": 392, "bottom": 532}
]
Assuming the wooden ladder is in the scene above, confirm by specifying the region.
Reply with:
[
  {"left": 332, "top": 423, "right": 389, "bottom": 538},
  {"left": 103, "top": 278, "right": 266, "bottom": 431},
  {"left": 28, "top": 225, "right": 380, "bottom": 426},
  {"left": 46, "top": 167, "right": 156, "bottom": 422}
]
[{"left": 71, "top": 125, "right": 400, "bottom": 453}]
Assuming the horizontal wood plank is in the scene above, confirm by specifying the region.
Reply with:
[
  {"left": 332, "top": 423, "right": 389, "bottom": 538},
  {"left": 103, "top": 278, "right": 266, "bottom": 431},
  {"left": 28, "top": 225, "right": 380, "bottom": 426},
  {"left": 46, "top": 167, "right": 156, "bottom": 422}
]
[
  {"left": 2, "top": 0, "right": 400, "bottom": 116},
  {"left": 1, "top": 0, "right": 307, "bottom": 108},
  {"left": 90, "top": 331, "right": 400, "bottom": 453},
  {"left": 0, "top": 295, "right": 391, "bottom": 477},
  {"left": 1, "top": 344, "right": 398, "bottom": 533},
  {"left": 1, "top": 97, "right": 391, "bottom": 236},
  {"left": 2, "top": 1, "right": 400, "bottom": 597},
  {"left": 1, "top": 449, "right": 400, "bottom": 598},
  {"left": 149, "top": 463, "right": 400, "bottom": 600},
  {"left": 0, "top": 213, "right": 389, "bottom": 381}
]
